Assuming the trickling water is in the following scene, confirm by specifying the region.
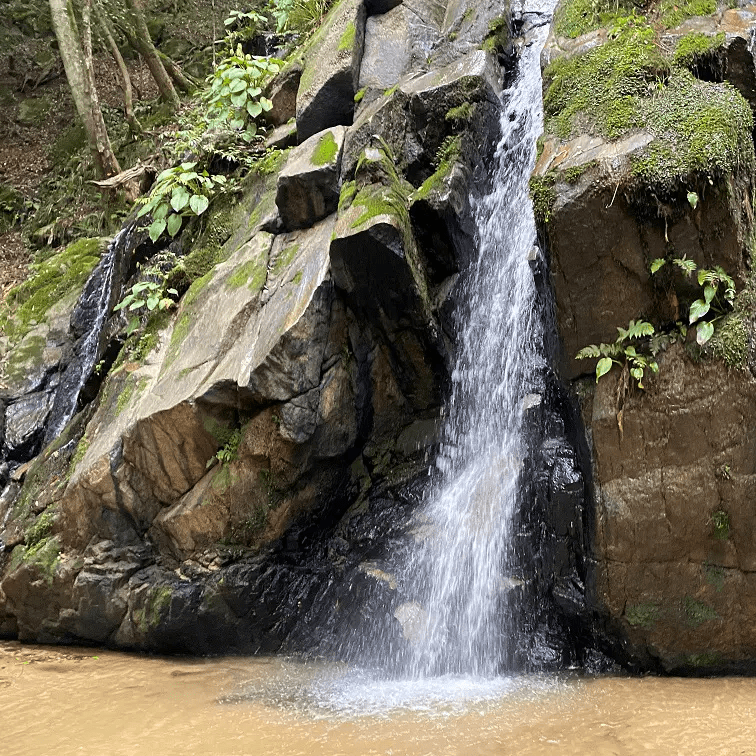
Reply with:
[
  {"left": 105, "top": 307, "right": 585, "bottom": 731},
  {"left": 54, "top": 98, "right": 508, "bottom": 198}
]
[
  {"left": 43, "top": 225, "right": 131, "bottom": 446},
  {"left": 398, "top": 6, "right": 555, "bottom": 678}
]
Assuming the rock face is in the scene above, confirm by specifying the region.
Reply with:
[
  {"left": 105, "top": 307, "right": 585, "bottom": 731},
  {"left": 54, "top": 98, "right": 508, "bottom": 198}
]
[
  {"left": 538, "top": 0, "right": 756, "bottom": 672},
  {"left": 3, "top": 0, "right": 584, "bottom": 664}
]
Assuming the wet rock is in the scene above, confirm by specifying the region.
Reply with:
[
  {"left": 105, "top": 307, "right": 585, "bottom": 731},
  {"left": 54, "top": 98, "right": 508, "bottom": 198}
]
[
  {"left": 265, "top": 122, "right": 298, "bottom": 150},
  {"left": 275, "top": 125, "right": 346, "bottom": 231},
  {"left": 3, "top": 392, "right": 53, "bottom": 457},
  {"left": 296, "top": 0, "right": 365, "bottom": 141}
]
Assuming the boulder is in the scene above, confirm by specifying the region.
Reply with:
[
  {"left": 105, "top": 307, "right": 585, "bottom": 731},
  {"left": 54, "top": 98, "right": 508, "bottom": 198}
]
[
  {"left": 582, "top": 345, "right": 756, "bottom": 672},
  {"left": 296, "top": 0, "right": 366, "bottom": 141},
  {"left": 275, "top": 125, "right": 346, "bottom": 230},
  {"left": 264, "top": 64, "right": 301, "bottom": 127}
]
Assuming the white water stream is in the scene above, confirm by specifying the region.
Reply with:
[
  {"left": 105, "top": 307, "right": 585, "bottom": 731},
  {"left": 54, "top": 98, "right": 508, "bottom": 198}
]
[{"left": 398, "top": 3, "right": 555, "bottom": 678}]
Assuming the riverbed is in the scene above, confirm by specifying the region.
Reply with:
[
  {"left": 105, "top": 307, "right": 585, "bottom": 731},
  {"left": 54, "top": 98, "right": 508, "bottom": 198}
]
[{"left": 2, "top": 641, "right": 754, "bottom": 755}]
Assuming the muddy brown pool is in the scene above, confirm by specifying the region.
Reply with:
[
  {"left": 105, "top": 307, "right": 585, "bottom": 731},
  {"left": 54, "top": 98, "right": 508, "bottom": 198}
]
[{"left": 2, "top": 641, "right": 755, "bottom": 755}]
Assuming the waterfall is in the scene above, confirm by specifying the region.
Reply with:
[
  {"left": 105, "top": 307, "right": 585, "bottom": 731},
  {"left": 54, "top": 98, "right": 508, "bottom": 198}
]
[
  {"left": 398, "top": 6, "right": 554, "bottom": 678},
  {"left": 43, "top": 225, "right": 131, "bottom": 446}
]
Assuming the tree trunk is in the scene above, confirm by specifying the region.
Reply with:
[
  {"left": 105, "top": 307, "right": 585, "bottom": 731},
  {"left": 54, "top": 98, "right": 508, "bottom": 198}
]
[
  {"left": 122, "top": 0, "right": 180, "bottom": 110},
  {"left": 157, "top": 50, "right": 195, "bottom": 94},
  {"left": 96, "top": 2, "right": 142, "bottom": 133},
  {"left": 49, "top": 0, "right": 122, "bottom": 178}
]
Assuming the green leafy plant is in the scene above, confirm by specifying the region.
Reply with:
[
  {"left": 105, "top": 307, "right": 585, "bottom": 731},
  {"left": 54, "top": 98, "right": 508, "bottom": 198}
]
[
  {"left": 204, "top": 47, "right": 280, "bottom": 142},
  {"left": 207, "top": 427, "right": 244, "bottom": 468},
  {"left": 114, "top": 280, "right": 178, "bottom": 336},
  {"left": 650, "top": 256, "right": 735, "bottom": 345},
  {"left": 137, "top": 162, "right": 229, "bottom": 243},
  {"left": 576, "top": 319, "right": 658, "bottom": 387}
]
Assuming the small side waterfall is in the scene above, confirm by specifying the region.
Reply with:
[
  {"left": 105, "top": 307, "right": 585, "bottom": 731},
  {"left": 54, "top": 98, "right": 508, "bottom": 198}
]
[
  {"left": 43, "top": 225, "right": 132, "bottom": 446},
  {"left": 398, "top": 6, "right": 555, "bottom": 678}
]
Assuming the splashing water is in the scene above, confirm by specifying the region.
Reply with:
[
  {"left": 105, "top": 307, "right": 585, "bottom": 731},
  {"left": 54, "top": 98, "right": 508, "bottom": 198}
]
[{"left": 399, "top": 8, "right": 555, "bottom": 678}]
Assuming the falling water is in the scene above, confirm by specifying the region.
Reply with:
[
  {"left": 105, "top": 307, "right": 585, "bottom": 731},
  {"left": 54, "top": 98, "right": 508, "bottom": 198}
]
[
  {"left": 400, "top": 5, "right": 554, "bottom": 678},
  {"left": 43, "top": 225, "right": 131, "bottom": 446}
]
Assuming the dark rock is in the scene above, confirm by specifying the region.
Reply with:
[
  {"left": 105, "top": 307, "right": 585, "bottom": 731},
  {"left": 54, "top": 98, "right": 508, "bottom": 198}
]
[
  {"left": 295, "top": 0, "right": 365, "bottom": 141},
  {"left": 275, "top": 126, "right": 346, "bottom": 230},
  {"left": 264, "top": 65, "right": 301, "bottom": 127}
]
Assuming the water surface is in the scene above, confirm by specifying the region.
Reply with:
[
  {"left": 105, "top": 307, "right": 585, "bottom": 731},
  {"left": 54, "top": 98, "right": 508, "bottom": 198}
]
[{"left": 2, "top": 642, "right": 755, "bottom": 756}]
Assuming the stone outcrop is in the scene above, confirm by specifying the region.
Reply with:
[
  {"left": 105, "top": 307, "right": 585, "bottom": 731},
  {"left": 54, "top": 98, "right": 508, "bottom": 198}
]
[
  {"left": 1, "top": 0, "right": 553, "bottom": 660},
  {"left": 538, "top": 0, "right": 756, "bottom": 672}
]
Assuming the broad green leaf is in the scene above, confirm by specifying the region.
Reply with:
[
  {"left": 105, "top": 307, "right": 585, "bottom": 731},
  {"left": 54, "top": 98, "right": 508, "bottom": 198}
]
[
  {"left": 190, "top": 194, "right": 210, "bottom": 215},
  {"left": 697, "top": 268, "right": 708, "bottom": 286},
  {"left": 704, "top": 284, "right": 716, "bottom": 303},
  {"left": 148, "top": 218, "right": 166, "bottom": 242},
  {"left": 596, "top": 357, "right": 613, "bottom": 382},
  {"left": 146, "top": 294, "right": 159, "bottom": 311},
  {"left": 246, "top": 100, "right": 262, "bottom": 117},
  {"left": 153, "top": 202, "right": 170, "bottom": 220},
  {"left": 624, "top": 345, "right": 637, "bottom": 357},
  {"left": 166, "top": 288, "right": 178, "bottom": 296},
  {"left": 125, "top": 315, "right": 140, "bottom": 336},
  {"left": 230, "top": 117, "right": 245, "bottom": 129},
  {"left": 697, "top": 320, "right": 715, "bottom": 345},
  {"left": 630, "top": 366, "right": 644, "bottom": 382},
  {"left": 687, "top": 191, "right": 699, "bottom": 209},
  {"left": 247, "top": 86, "right": 262, "bottom": 98},
  {"left": 128, "top": 298, "right": 145, "bottom": 311},
  {"left": 649, "top": 361, "right": 659, "bottom": 373},
  {"left": 260, "top": 97, "right": 273, "bottom": 112},
  {"left": 113, "top": 298, "right": 130, "bottom": 312},
  {"left": 688, "top": 298, "right": 710, "bottom": 324},
  {"left": 132, "top": 282, "right": 153, "bottom": 293},
  {"left": 167, "top": 212, "right": 183, "bottom": 237},
  {"left": 231, "top": 92, "right": 247, "bottom": 107},
  {"left": 171, "top": 187, "right": 190, "bottom": 212},
  {"left": 650, "top": 258, "right": 666, "bottom": 274},
  {"left": 180, "top": 162, "right": 197, "bottom": 170},
  {"left": 229, "top": 78, "right": 247, "bottom": 93}
]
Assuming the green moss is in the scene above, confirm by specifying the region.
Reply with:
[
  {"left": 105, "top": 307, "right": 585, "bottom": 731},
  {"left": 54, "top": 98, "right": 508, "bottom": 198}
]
[
  {"left": 291, "top": 269, "right": 303, "bottom": 285},
  {"left": 0, "top": 237, "right": 103, "bottom": 342},
  {"left": 412, "top": 135, "right": 462, "bottom": 202},
  {"left": 564, "top": 162, "right": 595, "bottom": 183},
  {"left": 711, "top": 509, "right": 730, "bottom": 540},
  {"left": 337, "top": 20, "right": 355, "bottom": 51},
  {"left": 311, "top": 130, "right": 339, "bottom": 166},
  {"left": 631, "top": 72, "right": 753, "bottom": 190},
  {"left": 672, "top": 31, "right": 725, "bottom": 68},
  {"left": 350, "top": 184, "right": 409, "bottom": 229},
  {"left": 13, "top": 537, "right": 60, "bottom": 584},
  {"left": 25, "top": 509, "right": 56, "bottom": 548},
  {"left": 704, "top": 563, "right": 725, "bottom": 592},
  {"left": 69, "top": 435, "right": 90, "bottom": 477},
  {"left": 338, "top": 180, "right": 357, "bottom": 211},
  {"left": 4, "top": 334, "right": 46, "bottom": 384},
  {"left": 625, "top": 602, "right": 660, "bottom": 627},
  {"left": 684, "top": 595, "right": 718, "bottom": 627},
  {"left": 530, "top": 173, "right": 557, "bottom": 224},
  {"left": 182, "top": 270, "right": 215, "bottom": 309},
  {"left": 272, "top": 243, "right": 300, "bottom": 275},
  {"left": 227, "top": 255, "right": 267, "bottom": 292},
  {"left": 12, "top": 459, "right": 46, "bottom": 520},
  {"left": 211, "top": 464, "right": 237, "bottom": 492},
  {"left": 659, "top": 0, "right": 716, "bottom": 28},
  {"left": 481, "top": 15, "right": 510, "bottom": 53},
  {"left": 707, "top": 312, "right": 748, "bottom": 368},
  {"left": 115, "top": 376, "right": 137, "bottom": 417},
  {"left": 133, "top": 309, "right": 172, "bottom": 362},
  {"left": 685, "top": 651, "right": 721, "bottom": 667},
  {"left": 543, "top": 16, "right": 754, "bottom": 191},
  {"left": 251, "top": 149, "right": 288, "bottom": 177},
  {"left": 48, "top": 124, "right": 87, "bottom": 168},
  {"left": 544, "top": 22, "right": 666, "bottom": 141},
  {"left": 384, "top": 85, "right": 398, "bottom": 97},
  {"left": 354, "top": 87, "right": 367, "bottom": 103},
  {"left": 139, "top": 585, "right": 172, "bottom": 632}
]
